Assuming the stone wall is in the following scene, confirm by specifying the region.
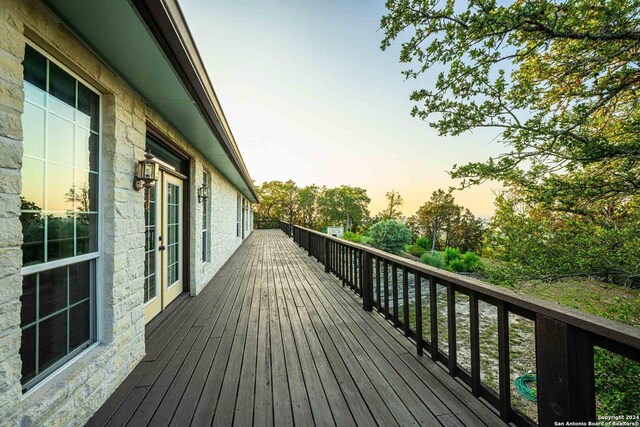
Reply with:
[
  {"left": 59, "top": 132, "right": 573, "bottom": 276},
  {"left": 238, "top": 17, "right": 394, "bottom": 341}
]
[
  {"left": 0, "top": 0, "right": 26, "bottom": 422},
  {"left": 0, "top": 0, "right": 251, "bottom": 424}
]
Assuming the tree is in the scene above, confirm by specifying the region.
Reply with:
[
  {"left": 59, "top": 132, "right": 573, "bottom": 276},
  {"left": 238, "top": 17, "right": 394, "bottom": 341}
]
[
  {"left": 254, "top": 180, "right": 299, "bottom": 222},
  {"left": 297, "top": 185, "right": 323, "bottom": 228},
  {"left": 381, "top": 0, "right": 640, "bottom": 213},
  {"left": 485, "top": 189, "right": 640, "bottom": 285},
  {"left": 415, "top": 190, "right": 461, "bottom": 250},
  {"left": 381, "top": 190, "right": 404, "bottom": 219},
  {"left": 318, "top": 186, "right": 371, "bottom": 231},
  {"left": 446, "top": 209, "right": 485, "bottom": 253}
]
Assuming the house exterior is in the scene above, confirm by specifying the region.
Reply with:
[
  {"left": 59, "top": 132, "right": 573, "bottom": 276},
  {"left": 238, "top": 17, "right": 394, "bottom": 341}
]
[{"left": 0, "top": 0, "right": 257, "bottom": 424}]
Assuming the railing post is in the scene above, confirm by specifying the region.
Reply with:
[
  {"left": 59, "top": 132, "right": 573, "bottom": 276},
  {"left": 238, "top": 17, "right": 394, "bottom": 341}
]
[
  {"left": 323, "top": 236, "right": 330, "bottom": 273},
  {"left": 361, "top": 251, "right": 373, "bottom": 311},
  {"left": 536, "top": 314, "right": 596, "bottom": 425}
]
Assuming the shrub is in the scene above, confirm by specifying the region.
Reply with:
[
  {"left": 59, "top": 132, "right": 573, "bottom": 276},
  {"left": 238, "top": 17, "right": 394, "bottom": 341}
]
[
  {"left": 444, "top": 247, "right": 481, "bottom": 272},
  {"left": 444, "top": 247, "right": 461, "bottom": 265},
  {"left": 421, "top": 251, "right": 445, "bottom": 269},
  {"left": 368, "top": 220, "right": 412, "bottom": 254},
  {"left": 406, "top": 244, "right": 426, "bottom": 257},
  {"left": 415, "top": 236, "right": 431, "bottom": 250},
  {"left": 342, "top": 231, "right": 362, "bottom": 243}
]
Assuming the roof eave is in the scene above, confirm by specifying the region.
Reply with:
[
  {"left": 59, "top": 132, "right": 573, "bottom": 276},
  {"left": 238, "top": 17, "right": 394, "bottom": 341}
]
[{"left": 130, "top": 0, "right": 259, "bottom": 202}]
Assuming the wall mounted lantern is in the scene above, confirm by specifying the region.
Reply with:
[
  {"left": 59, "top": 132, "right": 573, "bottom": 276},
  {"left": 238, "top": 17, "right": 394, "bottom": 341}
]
[
  {"left": 134, "top": 150, "right": 159, "bottom": 208},
  {"left": 198, "top": 182, "right": 210, "bottom": 203}
]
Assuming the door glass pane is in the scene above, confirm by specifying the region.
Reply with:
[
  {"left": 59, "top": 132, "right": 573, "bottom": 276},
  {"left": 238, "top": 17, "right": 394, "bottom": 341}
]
[
  {"left": 144, "top": 186, "right": 157, "bottom": 302},
  {"left": 166, "top": 183, "right": 180, "bottom": 286}
]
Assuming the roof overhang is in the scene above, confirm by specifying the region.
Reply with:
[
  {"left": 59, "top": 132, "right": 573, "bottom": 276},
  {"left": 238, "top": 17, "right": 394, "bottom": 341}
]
[{"left": 42, "top": 0, "right": 258, "bottom": 202}]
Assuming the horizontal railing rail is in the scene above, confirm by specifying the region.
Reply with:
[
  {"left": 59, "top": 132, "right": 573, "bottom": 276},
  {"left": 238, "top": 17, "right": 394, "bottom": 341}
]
[{"left": 278, "top": 220, "right": 640, "bottom": 427}]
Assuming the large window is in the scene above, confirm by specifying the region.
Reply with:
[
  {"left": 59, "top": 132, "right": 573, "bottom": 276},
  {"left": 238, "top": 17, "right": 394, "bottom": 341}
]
[
  {"left": 19, "top": 45, "right": 100, "bottom": 391},
  {"left": 202, "top": 171, "right": 211, "bottom": 262}
]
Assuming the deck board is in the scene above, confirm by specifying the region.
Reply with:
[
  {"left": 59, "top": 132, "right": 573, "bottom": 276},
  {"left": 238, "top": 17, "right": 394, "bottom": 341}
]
[{"left": 88, "top": 230, "right": 507, "bottom": 427}]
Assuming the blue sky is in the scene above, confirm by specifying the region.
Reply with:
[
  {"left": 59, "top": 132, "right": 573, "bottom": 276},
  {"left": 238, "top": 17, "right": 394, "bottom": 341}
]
[{"left": 180, "top": 0, "right": 504, "bottom": 217}]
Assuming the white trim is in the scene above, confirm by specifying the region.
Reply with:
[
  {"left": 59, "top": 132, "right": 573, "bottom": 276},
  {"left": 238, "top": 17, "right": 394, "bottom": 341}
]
[
  {"left": 20, "top": 342, "right": 100, "bottom": 400},
  {"left": 20, "top": 252, "right": 99, "bottom": 275}
]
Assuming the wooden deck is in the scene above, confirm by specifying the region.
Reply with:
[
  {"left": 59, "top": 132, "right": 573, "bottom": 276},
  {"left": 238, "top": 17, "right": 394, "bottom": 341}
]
[{"left": 88, "top": 230, "right": 506, "bottom": 427}]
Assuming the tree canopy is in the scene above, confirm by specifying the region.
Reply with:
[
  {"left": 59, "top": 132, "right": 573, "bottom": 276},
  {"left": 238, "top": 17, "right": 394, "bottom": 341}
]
[
  {"left": 253, "top": 181, "right": 371, "bottom": 231},
  {"left": 381, "top": 0, "right": 640, "bottom": 214}
]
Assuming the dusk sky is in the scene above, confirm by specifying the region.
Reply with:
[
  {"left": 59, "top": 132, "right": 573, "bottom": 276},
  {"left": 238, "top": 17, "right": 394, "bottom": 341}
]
[{"left": 180, "top": 0, "right": 505, "bottom": 217}]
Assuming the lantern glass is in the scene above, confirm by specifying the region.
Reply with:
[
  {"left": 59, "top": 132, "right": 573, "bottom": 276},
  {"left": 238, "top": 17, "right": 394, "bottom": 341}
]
[{"left": 143, "top": 162, "right": 153, "bottom": 179}]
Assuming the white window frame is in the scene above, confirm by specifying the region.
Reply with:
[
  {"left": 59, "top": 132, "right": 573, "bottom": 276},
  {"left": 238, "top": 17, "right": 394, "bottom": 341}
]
[
  {"left": 20, "top": 41, "right": 103, "bottom": 393},
  {"left": 202, "top": 170, "right": 211, "bottom": 263},
  {"left": 236, "top": 193, "right": 241, "bottom": 237}
]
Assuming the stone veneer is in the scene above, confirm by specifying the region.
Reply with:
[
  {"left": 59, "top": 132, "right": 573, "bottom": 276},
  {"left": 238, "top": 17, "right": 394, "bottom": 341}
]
[{"left": 0, "top": 0, "right": 252, "bottom": 424}]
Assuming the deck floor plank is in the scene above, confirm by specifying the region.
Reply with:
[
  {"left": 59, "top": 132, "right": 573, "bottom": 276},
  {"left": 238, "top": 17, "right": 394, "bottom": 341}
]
[{"left": 89, "top": 230, "right": 509, "bottom": 427}]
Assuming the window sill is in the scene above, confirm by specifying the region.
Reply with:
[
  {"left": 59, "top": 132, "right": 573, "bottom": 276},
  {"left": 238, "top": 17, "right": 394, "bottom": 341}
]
[{"left": 21, "top": 342, "right": 103, "bottom": 402}]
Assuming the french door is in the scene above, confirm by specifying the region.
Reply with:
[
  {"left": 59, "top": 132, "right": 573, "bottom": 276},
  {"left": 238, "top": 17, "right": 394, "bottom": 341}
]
[{"left": 144, "top": 171, "right": 184, "bottom": 323}]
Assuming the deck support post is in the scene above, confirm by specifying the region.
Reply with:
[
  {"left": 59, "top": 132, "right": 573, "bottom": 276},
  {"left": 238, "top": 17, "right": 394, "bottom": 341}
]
[
  {"left": 361, "top": 251, "right": 373, "bottom": 311},
  {"left": 536, "top": 314, "right": 596, "bottom": 426}
]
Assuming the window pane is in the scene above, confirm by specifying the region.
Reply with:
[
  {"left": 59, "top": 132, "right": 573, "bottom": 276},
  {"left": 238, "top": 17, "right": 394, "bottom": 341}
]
[
  {"left": 23, "top": 102, "right": 46, "bottom": 158},
  {"left": 69, "top": 261, "right": 90, "bottom": 304},
  {"left": 47, "top": 113, "right": 74, "bottom": 166},
  {"left": 23, "top": 46, "right": 46, "bottom": 92},
  {"left": 77, "top": 83, "right": 99, "bottom": 132},
  {"left": 22, "top": 157, "right": 44, "bottom": 210},
  {"left": 48, "top": 62, "right": 75, "bottom": 111},
  {"left": 39, "top": 265, "right": 67, "bottom": 318},
  {"left": 20, "top": 212, "right": 44, "bottom": 266},
  {"left": 69, "top": 301, "right": 90, "bottom": 350},
  {"left": 75, "top": 127, "right": 90, "bottom": 170},
  {"left": 76, "top": 213, "right": 98, "bottom": 255},
  {"left": 74, "top": 170, "right": 98, "bottom": 212},
  {"left": 46, "top": 163, "right": 74, "bottom": 212},
  {"left": 46, "top": 213, "right": 74, "bottom": 261},
  {"left": 38, "top": 311, "right": 67, "bottom": 372},
  {"left": 20, "top": 326, "right": 36, "bottom": 384},
  {"left": 24, "top": 82, "right": 46, "bottom": 108},
  {"left": 21, "top": 274, "right": 37, "bottom": 326}
]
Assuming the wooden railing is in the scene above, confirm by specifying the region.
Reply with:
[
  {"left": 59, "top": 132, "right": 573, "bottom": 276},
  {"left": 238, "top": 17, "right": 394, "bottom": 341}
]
[{"left": 278, "top": 221, "right": 640, "bottom": 427}]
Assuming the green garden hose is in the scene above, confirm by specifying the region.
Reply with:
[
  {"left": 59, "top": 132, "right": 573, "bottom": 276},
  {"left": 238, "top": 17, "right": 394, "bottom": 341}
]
[{"left": 514, "top": 373, "right": 538, "bottom": 402}]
